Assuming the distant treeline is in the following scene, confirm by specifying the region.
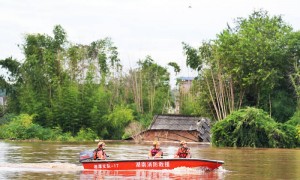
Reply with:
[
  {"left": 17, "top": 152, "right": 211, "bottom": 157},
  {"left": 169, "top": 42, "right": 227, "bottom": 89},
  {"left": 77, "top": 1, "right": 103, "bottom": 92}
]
[
  {"left": 0, "top": 10, "right": 300, "bottom": 146},
  {"left": 0, "top": 26, "right": 173, "bottom": 140}
]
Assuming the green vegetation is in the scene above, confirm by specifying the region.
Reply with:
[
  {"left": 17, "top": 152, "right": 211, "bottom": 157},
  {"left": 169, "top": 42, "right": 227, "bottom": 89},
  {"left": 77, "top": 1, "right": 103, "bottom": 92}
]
[
  {"left": 182, "top": 10, "right": 296, "bottom": 122},
  {"left": 1, "top": 10, "right": 300, "bottom": 147},
  {"left": 181, "top": 10, "right": 300, "bottom": 147},
  {"left": 212, "top": 107, "right": 299, "bottom": 148},
  {"left": 0, "top": 114, "right": 97, "bottom": 141},
  {"left": 0, "top": 26, "right": 172, "bottom": 140}
]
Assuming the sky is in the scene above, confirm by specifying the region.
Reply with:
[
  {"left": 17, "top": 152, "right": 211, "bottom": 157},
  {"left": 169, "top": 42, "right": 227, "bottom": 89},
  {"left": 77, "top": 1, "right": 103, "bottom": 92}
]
[{"left": 0, "top": 0, "right": 299, "bottom": 86}]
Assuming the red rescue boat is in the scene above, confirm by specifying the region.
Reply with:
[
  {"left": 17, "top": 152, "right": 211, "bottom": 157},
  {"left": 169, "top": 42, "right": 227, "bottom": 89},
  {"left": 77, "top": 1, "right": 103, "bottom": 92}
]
[{"left": 81, "top": 158, "right": 224, "bottom": 171}]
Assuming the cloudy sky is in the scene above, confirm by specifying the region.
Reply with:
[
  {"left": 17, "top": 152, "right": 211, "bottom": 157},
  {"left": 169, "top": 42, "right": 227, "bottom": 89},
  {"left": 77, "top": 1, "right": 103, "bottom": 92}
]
[{"left": 0, "top": 0, "right": 299, "bottom": 85}]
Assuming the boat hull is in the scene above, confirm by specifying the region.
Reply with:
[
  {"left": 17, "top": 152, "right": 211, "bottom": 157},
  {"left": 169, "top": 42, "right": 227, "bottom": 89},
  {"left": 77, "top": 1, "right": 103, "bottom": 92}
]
[{"left": 81, "top": 158, "right": 224, "bottom": 171}]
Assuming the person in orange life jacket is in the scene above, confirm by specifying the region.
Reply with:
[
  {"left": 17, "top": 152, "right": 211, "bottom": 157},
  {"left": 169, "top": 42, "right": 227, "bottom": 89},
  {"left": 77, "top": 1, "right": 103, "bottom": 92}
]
[
  {"left": 148, "top": 140, "right": 163, "bottom": 158},
  {"left": 93, "top": 141, "right": 107, "bottom": 160},
  {"left": 174, "top": 140, "right": 191, "bottom": 158}
]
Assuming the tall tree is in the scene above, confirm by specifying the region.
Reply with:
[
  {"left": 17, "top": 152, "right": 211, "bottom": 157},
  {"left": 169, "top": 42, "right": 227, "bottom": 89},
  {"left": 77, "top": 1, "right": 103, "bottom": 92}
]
[
  {"left": 288, "top": 31, "right": 300, "bottom": 110},
  {"left": 183, "top": 10, "right": 295, "bottom": 121}
]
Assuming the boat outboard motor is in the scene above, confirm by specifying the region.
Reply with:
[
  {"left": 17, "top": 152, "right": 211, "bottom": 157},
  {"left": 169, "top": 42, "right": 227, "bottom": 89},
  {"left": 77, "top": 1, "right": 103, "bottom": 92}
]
[{"left": 79, "top": 150, "right": 94, "bottom": 162}]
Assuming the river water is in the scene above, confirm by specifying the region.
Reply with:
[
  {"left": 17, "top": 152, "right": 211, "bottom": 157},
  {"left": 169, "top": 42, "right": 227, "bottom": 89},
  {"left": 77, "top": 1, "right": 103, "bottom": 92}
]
[{"left": 0, "top": 141, "right": 299, "bottom": 179}]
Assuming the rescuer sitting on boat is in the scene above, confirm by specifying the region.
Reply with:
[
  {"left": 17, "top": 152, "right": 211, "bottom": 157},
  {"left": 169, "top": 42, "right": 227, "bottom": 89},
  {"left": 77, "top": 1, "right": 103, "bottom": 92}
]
[
  {"left": 174, "top": 140, "right": 191, "bottom": 158},
  {"left": 148, "top": 140, "right": 163, "bottom": 158},
  {"left": 93, "top": 141, "right": 107, "bottom": 160}
]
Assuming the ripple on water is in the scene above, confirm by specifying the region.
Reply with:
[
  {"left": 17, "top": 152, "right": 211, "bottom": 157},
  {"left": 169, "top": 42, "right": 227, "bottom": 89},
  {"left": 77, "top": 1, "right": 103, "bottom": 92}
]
[
  {"left": 0, "top": 163, "right": 83, "bottom": 172},
  {"left": 79, "top": 167, "right": 227, "bottom": 179}
]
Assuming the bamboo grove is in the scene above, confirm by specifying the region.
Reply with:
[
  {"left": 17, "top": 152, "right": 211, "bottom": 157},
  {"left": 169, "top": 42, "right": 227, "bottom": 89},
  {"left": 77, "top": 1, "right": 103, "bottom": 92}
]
[
  {"left": 0, "top": 25, "right": 173, "bottom": 139},
  {"left": 182, "top": 10, "right": 300, "bottom": 147},
  {"left": 1, "top": 10, "right": 300, "bottom": 146}
]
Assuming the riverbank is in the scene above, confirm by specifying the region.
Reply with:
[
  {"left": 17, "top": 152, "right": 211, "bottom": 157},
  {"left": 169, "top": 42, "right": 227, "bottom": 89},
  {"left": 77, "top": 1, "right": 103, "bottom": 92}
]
[
  {"left": 96, "top": 139, "right": 211, "bottom": 146},
  {"left": 0, "top": 139, "right": 212, "bottom": 147}
]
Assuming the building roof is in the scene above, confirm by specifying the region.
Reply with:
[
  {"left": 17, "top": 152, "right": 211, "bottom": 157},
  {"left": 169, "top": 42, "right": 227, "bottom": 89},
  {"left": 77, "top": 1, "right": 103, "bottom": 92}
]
[{"left": 148, "top": 114, "right": 207, "bottom": 131}]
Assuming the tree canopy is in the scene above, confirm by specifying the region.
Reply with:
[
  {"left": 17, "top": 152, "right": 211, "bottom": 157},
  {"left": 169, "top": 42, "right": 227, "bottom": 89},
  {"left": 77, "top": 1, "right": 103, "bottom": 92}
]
[
  {"left": 1, "top": 10, "right": 300, "bottom": 146},
  {"left": 0, "top": 25, "right": 173, "bottom": 139},
  {"left": 182, "top": 10, "right": 298, "bottom": 123}
]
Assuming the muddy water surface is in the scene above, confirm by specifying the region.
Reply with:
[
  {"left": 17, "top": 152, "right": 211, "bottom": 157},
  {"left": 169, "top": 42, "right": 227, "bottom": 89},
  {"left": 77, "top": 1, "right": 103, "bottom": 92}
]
[{"left": 0, "top": 141, "right": 299, "bottom": 179}]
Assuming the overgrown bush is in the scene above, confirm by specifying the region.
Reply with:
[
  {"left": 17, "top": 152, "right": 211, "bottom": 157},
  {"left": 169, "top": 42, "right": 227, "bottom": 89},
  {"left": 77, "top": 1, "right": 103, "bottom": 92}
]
[
  {"left": 0, "top": 113, "right": 82, "bottom": 141},
  {"left": 212, "top": 107, "right": 299, "bottom": 148},
  {"left": 57, "top": 132, "right": 75, "bottom": 142},
  {"left": 105, "top": 105, "right": 134, "bottom": 139},
  {"left": 285, "top": 111, "right": 300, "bottom": 146},
  {"left": 0, "top": 114, "right": 36, "bottom": 139},
  {"left": 0, "top": 106, "right": 5, "bottom": 118},
  {"left": 0, "top": 113, "right": 17, "bottom": 125},
  {"left": 75, "top": 128, "right": 98, "bottom": 141},
  {"left": 286, "top": 110, "right": 300, "bottom": 126},
  {"left": 274, "top": 123, "right": 299, "bottom": 148},
  {"left": 138, "top": 113, "right": 153, "bottom": 128},
  {"left": 297, "top": 126, "right": 300, "bottom": 143}
]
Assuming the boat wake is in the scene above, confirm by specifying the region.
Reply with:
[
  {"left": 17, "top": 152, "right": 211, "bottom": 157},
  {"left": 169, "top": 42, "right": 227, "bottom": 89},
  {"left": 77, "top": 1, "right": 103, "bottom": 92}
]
[
  {"left": 80, "top": 167, "right": 228, "bottom": 179},
  {"left": 0, "top": 163, "right": 83, "bottom": 172},
  {"left": 165, "top": 166, "right": 228, "bottom": 179},
  {"left": 0, "top": 163, "right": 228, "bottom": 179}
]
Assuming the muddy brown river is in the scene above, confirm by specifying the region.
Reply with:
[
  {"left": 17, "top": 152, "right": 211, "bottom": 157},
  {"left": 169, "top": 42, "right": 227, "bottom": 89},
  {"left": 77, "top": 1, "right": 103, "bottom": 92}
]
[{"left": 0, "top": 141, "right": 299, "bottom": 179}]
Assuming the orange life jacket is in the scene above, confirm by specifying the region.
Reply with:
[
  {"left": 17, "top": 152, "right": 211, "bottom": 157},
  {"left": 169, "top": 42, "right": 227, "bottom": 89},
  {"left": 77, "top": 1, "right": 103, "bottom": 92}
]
[
  {"left": 93, "top": 148, "right": 105, "bottom": 160},
  {"left": 151, "top": 148, "right": 163, "bottom": 157},
  {"left": 177, "top": 147, "right": 190, "bottom": 158}
]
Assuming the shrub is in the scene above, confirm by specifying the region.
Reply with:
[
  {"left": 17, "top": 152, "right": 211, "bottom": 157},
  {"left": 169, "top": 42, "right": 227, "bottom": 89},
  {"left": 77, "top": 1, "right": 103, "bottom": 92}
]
[
  {"left": 286, "top": 111, "right": 300, "bottom": 126},
  {"left": 0, "top": 114, "right": 36, "bottom": 139},
  {"left": 0, "top": 113, "right": 17, "bottom": 125},
  {"left": 75, "top": 128, "right": 98, "bottom": 141},
  {"left": 293, "top": 125, "right": 300, "bottom": 145},
  {"left": 212, "top": 107, "right": 299, "bottom": 148},
  {"left": 30, "top": 126, "right": 58, "bottom": 141},
  {"left": 106, "top": 105, "right": 134, "bottom": 139},
  {"left": 138, "top": 113, "right": 152, "bottom": 128},
  {"left": 57, "top": 132, "right": 75, "bottom": 142},
  {"left": 274, "top": 123, "right": 299, "bottom": 148},
  {"left": 0, "top": 114, "right": 77, "bottom": 141}
]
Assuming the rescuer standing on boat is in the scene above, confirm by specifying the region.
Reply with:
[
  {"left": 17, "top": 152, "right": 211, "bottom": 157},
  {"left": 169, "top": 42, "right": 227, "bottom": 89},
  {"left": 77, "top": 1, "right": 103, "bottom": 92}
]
[
  {"left": 93, "top": 141, "right": 107, "bottom": 160},
  {"left": 174, "top": 140, "right": 191, "bottom": 158},
  {"left": 148, "top": 140, "right": 163, "bottom": 158}
]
